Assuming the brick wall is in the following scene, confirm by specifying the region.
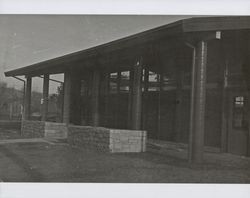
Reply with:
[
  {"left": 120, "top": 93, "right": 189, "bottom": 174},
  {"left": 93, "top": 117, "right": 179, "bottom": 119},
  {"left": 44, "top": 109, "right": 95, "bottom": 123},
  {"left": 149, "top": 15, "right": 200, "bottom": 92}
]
[{"left": 21, "top": 120, "right": 45, "bottom": 138}]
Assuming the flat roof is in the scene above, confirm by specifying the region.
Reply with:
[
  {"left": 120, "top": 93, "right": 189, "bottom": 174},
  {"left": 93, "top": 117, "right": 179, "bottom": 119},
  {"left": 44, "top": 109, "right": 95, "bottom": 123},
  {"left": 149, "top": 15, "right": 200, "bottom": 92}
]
[{"left": 5, "top": 16, "right": 250, "bottom": 77}]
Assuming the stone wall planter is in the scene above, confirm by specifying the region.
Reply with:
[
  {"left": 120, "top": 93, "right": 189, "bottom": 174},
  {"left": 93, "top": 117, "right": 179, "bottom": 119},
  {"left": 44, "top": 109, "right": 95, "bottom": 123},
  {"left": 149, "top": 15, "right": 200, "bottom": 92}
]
[
  {"left": 68, "top": 126, "right": 147, "bottom": 153},
  {"left": 21, "top": 120, "right": 147, "bottom": 153},
  {"left": 21, "top": 120, "right": 67, "bottom": 139}
]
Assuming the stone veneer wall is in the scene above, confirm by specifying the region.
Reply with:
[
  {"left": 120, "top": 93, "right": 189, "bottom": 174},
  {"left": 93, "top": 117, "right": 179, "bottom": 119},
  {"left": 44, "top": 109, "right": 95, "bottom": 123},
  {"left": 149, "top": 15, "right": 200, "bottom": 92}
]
[
  {"left": 68, "top": 125, "right": 111, "bottom": 152},
  {"left": 68, "top": 125, "right": 147, "bottom": 153},
  {"left": 44, "top": 122, "right": 68, "bottom": 139},
  {"left": 109, "top": 129, "right": 147, "bottom": 153},
  {"left": 21, "top": 121, "right": 147, "bottom": 153},
  {"left": 21, "top": 120, "right": 45, "bottom": 138},
  {"left": 21, "top": 120, "right": 68, "bottom": 139}
]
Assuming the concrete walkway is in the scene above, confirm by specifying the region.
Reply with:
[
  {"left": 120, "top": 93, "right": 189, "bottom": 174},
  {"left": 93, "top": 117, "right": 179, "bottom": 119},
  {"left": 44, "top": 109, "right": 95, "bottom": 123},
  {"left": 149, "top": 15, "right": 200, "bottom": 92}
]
[
  {"left": 0, "top": 138, "right": 53, "bottom": 145},
  {"left": 0, "top": 136, "right": 249, "bottom": 182},
  {"left": 0, "top": 140, "right": 249, "bottom": 182},
  {"left": 147, "top": 139, "right": 250, "bottom": 170}
]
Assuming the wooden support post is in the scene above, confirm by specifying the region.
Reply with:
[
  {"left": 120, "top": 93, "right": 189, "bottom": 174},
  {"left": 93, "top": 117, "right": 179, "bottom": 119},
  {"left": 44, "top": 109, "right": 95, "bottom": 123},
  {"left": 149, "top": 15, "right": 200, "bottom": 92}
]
[
  {"left": 104, "top": 71, "right": 110, "bottom": 127},
  {"left": 91, "top": 70, "right": 100, "bottom": 126},
  {"left": 9, "top": 103, "right": 13, "bottom": 120},
  {"left": 190, "top": 40, "right": 208, "bottom": 163},
  {"left": 116, "top": 71, "right": 121, "bottom": 128},
  {"left": 60, "top": 83, "right": 64, "bottom": 123},
  {"left": 157, "top": 73, "right": 162, "bottom": 139},
  {"left": 83, "top": 74, "right": 92, "bottom": 125},
  {"left": 131, "top": 59, "right": 143, "bottom": 130},
  {"left": 142, "top": 67, "right": 149, "bottom": 130},
  {"left": 63, "top": 72, "right": 71, "bottom": 124},
  {"left": 175, "top": 70, "right": 184, "bottom": 142},
  {"left": 24, "top": 76, "right": 32, "bottom": 120},
  {"left": 70, "top": 73, "right": 81, "bottom": 125},
  {"left": 128, "top": 69, "right": 134, "bottom": 128},
  {"left": 41, "top": 74, "right": 49, "bottom": 121}
]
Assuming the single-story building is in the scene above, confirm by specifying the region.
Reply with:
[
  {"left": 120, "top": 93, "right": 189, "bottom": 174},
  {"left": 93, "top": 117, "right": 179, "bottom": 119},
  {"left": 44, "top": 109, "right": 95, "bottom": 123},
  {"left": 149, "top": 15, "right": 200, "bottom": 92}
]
[{"left": 5, "top": 16, "right": 250, "bottom": 163}]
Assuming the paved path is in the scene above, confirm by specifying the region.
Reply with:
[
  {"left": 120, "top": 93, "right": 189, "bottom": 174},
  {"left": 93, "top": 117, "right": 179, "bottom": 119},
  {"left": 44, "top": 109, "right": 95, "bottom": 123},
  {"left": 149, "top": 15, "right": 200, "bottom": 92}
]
[
  {"left": 0, "top": 138, "right": 249, "bottom": 182},
  {"left": 0, "top": 138, "right": 53, "bottom": 145}
]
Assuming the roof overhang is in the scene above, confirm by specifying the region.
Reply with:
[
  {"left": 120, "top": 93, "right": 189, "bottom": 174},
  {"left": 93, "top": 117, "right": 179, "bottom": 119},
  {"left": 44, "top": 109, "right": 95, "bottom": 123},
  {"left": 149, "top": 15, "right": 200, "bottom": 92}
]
[{"left": 4, "top": 16, "right": 250, "bottom": 77}]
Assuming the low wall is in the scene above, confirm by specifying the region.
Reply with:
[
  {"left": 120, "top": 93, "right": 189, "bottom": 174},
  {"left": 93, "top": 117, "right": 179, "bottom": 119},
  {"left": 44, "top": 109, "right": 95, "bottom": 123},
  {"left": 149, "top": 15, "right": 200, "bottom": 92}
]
[
  {"left": 21, "top": 120, "right": 147, "bottom": 153},
  {"left": 21, "top": 120, "right": 67, "bottom": 139},
  {"left": 44, "top": 122, "right": 68, "bottom": 139},
  {"left": 68, "top": 125, "right": 111, "bottom": 152},
  {"left": 110, "top": 129, "right": 147, "bottom": 153},
  {"left": 68, "top": 125, "right": 147, "bottom": 153},
  {"left": 21, "top": 120, "right": 45, "bottom": 138}
]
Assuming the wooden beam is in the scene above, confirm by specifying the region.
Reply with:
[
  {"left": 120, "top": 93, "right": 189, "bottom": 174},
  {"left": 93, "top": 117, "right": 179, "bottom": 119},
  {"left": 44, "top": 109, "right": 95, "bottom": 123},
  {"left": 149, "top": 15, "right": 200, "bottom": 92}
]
[{"left": 183, "top": 17, "right": 250, "bottom": 33}]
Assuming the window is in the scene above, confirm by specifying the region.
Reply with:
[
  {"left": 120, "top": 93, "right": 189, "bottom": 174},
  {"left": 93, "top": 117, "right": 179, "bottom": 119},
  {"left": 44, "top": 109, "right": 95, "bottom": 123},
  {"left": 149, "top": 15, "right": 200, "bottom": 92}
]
[
  {"left": 233, "top": 96, "right": 247, "bottom": 129},
  {"left": 109, "top": 72, "right": 118, "bottom": 93},
  {"left": 120, "top": 71, "right": 130, "bottom": 93},
  {"left": 148, "top": 71, "right": 160, "bottom": 92},
  {"left": 234, "top": 96, "right": 244, "bottom": 107}
]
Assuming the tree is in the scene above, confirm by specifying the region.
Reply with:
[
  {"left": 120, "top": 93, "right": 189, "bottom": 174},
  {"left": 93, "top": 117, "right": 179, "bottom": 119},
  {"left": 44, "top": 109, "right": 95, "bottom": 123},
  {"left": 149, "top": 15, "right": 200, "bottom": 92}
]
[
  {"left": 0, "top": 81, "right": 23, "bottom": 120},
  {"left": 56, "top": 84, "right": 64, "bottom": 111}
]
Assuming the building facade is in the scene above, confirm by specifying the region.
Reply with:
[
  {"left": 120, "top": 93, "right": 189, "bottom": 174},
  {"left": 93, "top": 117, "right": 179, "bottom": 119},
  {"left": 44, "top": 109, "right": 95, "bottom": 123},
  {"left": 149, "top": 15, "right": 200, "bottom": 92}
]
[{"left": 5, "top": 17, "right": 250, "bottom": 162}]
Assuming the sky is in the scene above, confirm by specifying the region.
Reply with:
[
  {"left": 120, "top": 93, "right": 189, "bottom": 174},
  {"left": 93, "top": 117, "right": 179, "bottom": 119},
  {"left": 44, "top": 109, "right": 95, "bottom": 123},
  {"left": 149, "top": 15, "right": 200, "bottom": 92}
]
[{"left": 0, "top": 15, "right": 189, "bottom": 93}]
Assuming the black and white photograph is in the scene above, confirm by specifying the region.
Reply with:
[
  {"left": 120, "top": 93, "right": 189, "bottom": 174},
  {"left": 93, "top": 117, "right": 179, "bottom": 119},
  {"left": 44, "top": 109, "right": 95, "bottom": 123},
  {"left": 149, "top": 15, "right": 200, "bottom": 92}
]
[{"left": 0, "top": 0, "right": 250, "bottom": 197}]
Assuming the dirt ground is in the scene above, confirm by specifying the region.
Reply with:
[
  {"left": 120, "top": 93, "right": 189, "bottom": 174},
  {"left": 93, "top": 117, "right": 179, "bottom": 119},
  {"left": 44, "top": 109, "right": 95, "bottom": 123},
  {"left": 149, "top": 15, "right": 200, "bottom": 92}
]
[{"left": 0, "top": 127, "right": 250, "bottom": 183}]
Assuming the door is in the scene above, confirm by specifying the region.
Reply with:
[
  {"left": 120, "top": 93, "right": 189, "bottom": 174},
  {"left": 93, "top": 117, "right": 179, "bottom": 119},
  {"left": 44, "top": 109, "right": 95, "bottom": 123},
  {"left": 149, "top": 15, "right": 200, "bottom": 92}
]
[{"left": 228, "top": 92, "right": 249, "bottom": 156}]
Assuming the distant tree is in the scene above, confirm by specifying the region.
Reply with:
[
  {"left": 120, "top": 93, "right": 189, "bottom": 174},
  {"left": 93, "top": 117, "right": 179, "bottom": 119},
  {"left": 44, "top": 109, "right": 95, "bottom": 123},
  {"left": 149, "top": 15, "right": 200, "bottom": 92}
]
[
  {"left": 0, "top": 82, "right": 7, "bottom": 105},
  {"left": 0, "top": 81, "right": 23, "bottom": 120},
  {"left": 47, "top": 84, "right": 64, "bottom": 120},
  {"left": 56, "top": 84, "right": 64, "bottom": 111},
  {"left": 31, "top": 91, "right": 43, "bottom": 114}
]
